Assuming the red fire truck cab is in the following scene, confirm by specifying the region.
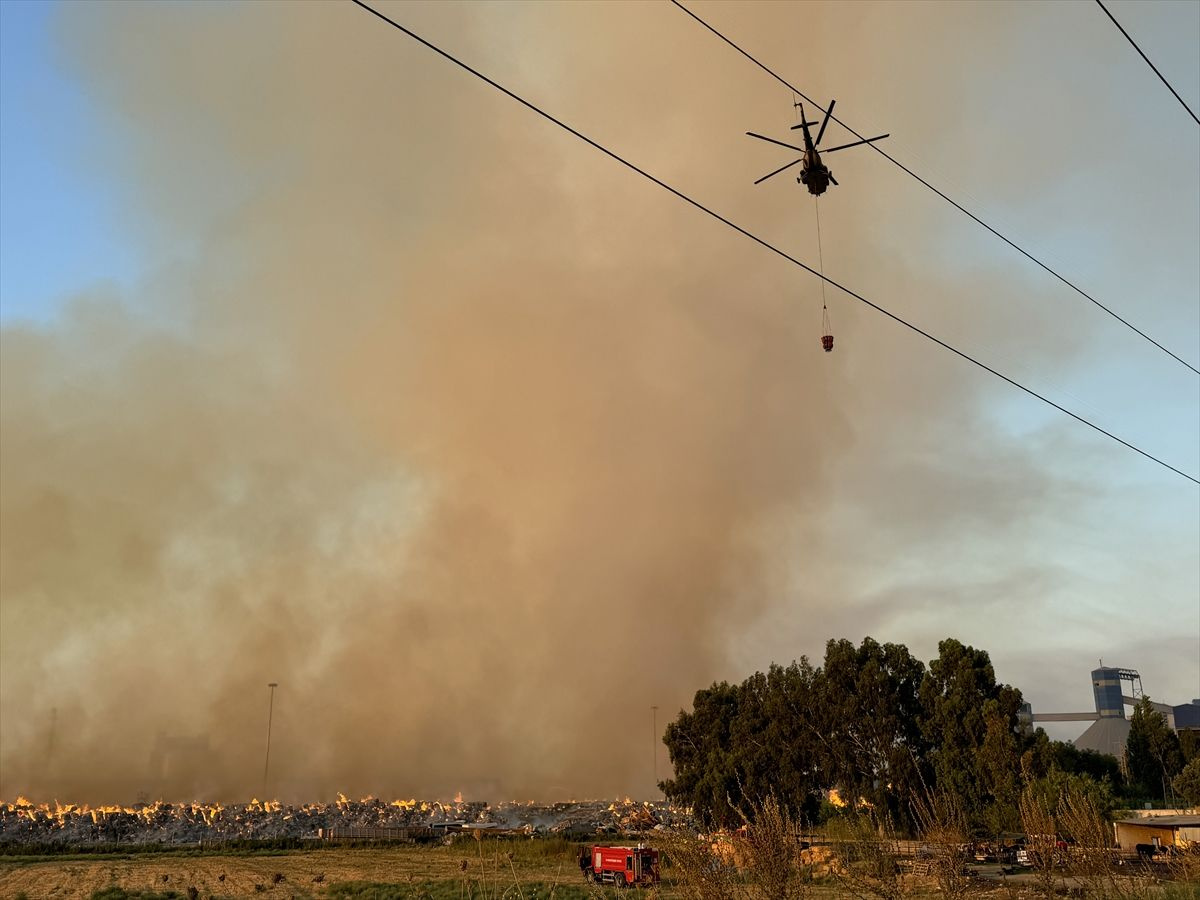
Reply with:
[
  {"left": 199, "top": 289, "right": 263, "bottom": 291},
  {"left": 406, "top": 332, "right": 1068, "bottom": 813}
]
[{"left": 581, "top": 844, "right": 660, "bottom": 886}]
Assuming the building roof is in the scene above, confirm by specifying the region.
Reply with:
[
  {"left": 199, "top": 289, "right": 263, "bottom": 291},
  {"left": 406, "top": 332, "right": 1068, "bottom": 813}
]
[
  {"left": 1073, "top": 716, "right": 1130, "bottom": 756},
  {"left": 1173, "top": 701, "right": 1200, "bottom": 730},
  {"left": 1114, "top": 816, "right": 1200, "bottom": 828}
]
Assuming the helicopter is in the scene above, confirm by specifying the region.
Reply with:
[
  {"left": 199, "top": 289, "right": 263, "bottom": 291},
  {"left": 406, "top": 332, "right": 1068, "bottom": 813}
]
[{"left": 746, "top": 99, "right": 888, "bottom": 196}]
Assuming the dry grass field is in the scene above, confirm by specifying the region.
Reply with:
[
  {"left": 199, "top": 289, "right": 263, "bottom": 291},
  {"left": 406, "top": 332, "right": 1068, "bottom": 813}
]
[
  {"left": 2, "top": 840, "right": 1196, "bottom": 900},
  {"left": 0, "top": 841, "right": 598, "bottom": 899},
  {"left": 0, "top": 844, "right": 868, "bottom": 899}
]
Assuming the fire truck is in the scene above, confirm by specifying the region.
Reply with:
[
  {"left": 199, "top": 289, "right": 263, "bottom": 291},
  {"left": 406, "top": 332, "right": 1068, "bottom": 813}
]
[{"left": 580, "top": 844, "right": 660, "bottom": 887}]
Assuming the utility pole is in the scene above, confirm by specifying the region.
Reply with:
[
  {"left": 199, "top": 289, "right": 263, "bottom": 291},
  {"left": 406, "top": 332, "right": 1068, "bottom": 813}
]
[
  {"left": 651, "top": 705, "right": 658, "bottom": 795},
  {"left": 263, "top": 682, "right": 278, "bottom": 799}
]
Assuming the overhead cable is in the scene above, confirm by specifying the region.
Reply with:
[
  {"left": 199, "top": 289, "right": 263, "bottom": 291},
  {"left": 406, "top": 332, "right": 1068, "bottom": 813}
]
[
  {"left": 1095, "top": 0, "right": 1200, "bottom": 127},
  {"left": 347, "top": 0, "right": 1199, "bottom": 486},
  {"left": 669, "top": 0, "right": 1200, "bottom": 376}
]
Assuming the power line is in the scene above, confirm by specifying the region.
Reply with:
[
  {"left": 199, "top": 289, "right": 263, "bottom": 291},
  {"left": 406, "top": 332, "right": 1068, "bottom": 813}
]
[
  {"left": 1095, "top": 0, "right": 1200, "bottom": 127},
  {"left": 669, "top": 0, "right": 1200, "bottom": 377},
  {"left": 347, "top": 0, "right": 1199, "bottom": 486}
]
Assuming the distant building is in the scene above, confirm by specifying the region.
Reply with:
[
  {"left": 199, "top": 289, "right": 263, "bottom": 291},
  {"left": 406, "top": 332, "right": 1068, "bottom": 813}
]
[
  {"left": 1113, "top": 814, "right": 1200, "bottom": 850},
  {"left": 1025, "top": 667, "right": 1197, "bottom": 761},
  {"left": 1092, "top": 667, "right": 1126, "bottom": 719},
  {"left": 1073, "top": 717, "right": 1131, "bottom": 757},
  {"left": 1170, "top": 699, "right": 1200, "bottom": 733}
]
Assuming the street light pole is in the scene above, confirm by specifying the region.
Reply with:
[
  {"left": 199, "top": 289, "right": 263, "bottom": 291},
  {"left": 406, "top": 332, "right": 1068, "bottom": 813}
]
[
  {"left": 263, "top": 682, "right": 278, "bottom": 799},
  {"left": 651, "top": 705, "right": 658, "bottom": 794}
]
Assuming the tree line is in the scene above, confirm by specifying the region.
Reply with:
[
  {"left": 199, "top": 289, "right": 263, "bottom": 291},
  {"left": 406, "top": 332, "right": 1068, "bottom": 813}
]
[{"left": 660, "top": 637, "right": 1197, "bottom": 832}]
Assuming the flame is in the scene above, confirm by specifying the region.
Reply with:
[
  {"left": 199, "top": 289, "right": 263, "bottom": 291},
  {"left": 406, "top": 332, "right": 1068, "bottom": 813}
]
[
  {"left": 454, "top": 791, "right": 463, "bottom": 804},
  {"left": 1, "top": 797, "right": 240, "bottom": 830}
]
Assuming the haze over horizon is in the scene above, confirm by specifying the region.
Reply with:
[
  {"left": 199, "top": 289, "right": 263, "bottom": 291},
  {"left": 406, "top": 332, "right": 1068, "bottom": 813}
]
[{"left": 1, "top": 0, "right": 1197, "bottom": 804}]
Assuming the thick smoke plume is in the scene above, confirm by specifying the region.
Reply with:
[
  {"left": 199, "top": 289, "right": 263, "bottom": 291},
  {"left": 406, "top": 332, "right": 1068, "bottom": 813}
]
[
  {"left": 0, "top": 0, "right": 845, "bottom": 803},
  {"left": 2, "top": 1, "right": 1195, "bottom": 803}
]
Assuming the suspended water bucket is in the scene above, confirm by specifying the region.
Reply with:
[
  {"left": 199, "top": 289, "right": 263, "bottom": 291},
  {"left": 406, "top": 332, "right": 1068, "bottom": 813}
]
[{"left": 821, "top": 334, "right": 834, "bottom": 352}]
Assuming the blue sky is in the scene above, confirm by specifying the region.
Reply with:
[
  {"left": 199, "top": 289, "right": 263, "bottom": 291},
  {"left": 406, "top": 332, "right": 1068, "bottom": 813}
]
[{"left": 0, "top": 0, "right": 139, "bottom": 322}]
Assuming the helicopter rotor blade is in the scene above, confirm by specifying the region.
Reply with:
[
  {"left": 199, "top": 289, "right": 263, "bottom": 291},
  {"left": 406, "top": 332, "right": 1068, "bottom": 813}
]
[
  {"left": 820, "top": 134, "right": 889, "bottom": 154},
  {"left": 815, "top": 99, "right": 836, "bottom": 146},
  {"left": 789, "top": 120, "right": 822, "bottom": 131},
  {"left": 753, "top": 157, "right": 804, "bottom": 185},
  {"left": 745, "top": 132, "right": 808, "bottom": 154}
]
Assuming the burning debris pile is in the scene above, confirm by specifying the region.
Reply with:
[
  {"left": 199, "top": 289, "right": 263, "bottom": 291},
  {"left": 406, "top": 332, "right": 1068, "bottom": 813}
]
[
  {"left": 482, "top": 798, "right": 685, "bottom": 834},
  {"left": 0, "top": 795, "right": 688, "bottom": 846}
]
